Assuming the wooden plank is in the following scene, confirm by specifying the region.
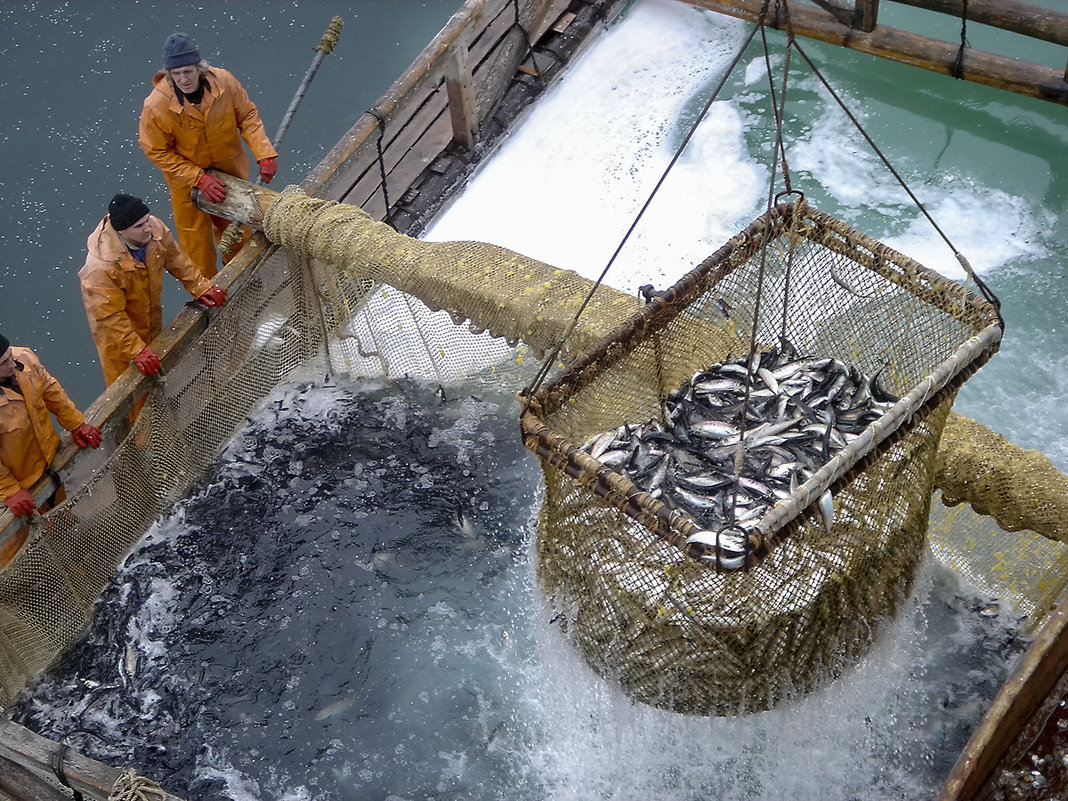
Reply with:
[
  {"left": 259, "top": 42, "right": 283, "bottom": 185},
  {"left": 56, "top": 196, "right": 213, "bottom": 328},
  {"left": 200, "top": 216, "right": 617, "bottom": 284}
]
[
  {"left": 0, "top": 753, "right": 72, "bottom": 801},
  {"left": 333, "top": 0, "right": 552, "bottom": 214},
  {"left": 356, "top": 115, "right": 456, "bottom": 220},
  {"left": 445, "top": 40, "right": 479, "bottom": 149},
  {"left": 937, "top": 584, "right": 1068, "bottom": 800},
  {"left": 0, "top": 719, "right": 187, "bottom": 801},
  {"left": 887, "top": 0, "right": 1068, "bottom": 47},
  {"left": 679, "top": 0, "right": 1068, "bottom": 105}
]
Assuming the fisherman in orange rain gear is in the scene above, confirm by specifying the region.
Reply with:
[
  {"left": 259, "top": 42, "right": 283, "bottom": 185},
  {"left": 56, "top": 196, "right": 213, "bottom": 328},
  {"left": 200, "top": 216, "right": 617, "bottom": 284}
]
[
  {"left": 79, "top": 194, "right": 228, "bottom": 388},
  {"left": 1, "top": 333, "right": 102, "bottom": 567},
  {"left": 138, "top": 32, "right": 278, "bottom": 279}
]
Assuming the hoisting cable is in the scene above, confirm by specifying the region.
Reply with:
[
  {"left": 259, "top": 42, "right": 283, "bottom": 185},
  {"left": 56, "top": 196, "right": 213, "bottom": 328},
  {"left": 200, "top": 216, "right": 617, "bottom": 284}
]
[
  {"left": 952, "top": 0, "right": 970, "bottom": 79},
  {"left": 365, "top": 107, "right": 395, "bottom": 228},
  {"left": 510, "top": 0, "right": 542, "bottom": 79},
  {"left": 788, "top": 37, "right": 1003, "bottom": 330},
  {"left": 520, "top": 10, "right": 770, "bottom": 411},
  {"left": 727, "top": 0, "right": 798, "bottom": 536}
]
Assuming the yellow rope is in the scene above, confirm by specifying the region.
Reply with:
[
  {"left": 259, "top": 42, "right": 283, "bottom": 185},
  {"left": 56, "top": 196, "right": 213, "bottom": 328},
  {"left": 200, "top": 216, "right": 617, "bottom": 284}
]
[{"left": 108, "top": 769, "right": 167, "bottom": 801}]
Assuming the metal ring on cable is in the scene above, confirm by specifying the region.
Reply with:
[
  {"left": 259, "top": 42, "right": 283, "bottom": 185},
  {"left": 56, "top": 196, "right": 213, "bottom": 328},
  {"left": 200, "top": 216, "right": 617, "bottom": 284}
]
[{"left": 774, "top": 188, "right": 805, "bottom": 206}]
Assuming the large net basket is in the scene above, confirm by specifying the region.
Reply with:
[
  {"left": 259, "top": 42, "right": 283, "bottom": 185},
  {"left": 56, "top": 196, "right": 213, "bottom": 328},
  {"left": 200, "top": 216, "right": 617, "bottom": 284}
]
[{"left": 520, "top": 199, "right": 1003, "bottom": 715}]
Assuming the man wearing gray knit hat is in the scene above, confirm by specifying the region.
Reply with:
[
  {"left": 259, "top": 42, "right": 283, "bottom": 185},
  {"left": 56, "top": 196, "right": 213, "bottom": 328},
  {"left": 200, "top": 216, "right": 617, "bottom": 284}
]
[{"left": 139, "top": 33, "right": 278, "bottom": 279}]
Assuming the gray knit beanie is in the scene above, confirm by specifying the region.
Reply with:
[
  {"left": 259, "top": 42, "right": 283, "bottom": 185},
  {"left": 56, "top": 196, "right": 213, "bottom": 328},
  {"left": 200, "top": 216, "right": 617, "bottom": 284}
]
[{"left": 163, "top": 33, "right": 200, "bottom": 70}]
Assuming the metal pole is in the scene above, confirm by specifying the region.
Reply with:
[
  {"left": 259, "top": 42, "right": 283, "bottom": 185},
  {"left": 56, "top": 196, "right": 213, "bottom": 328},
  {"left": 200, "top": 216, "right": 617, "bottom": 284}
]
[{"left": 216, "top": 15, "right": 344, "bottom": 258}]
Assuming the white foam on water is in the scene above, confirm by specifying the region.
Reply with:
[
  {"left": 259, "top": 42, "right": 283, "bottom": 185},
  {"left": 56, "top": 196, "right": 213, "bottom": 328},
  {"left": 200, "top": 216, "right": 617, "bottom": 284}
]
[{"left": 425, "top": 0, "right": 755, "bottom": 294}]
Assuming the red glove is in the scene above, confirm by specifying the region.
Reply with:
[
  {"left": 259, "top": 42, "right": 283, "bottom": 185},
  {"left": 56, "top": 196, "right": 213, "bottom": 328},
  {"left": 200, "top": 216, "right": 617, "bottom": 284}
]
[
  {"left": 197, "top": 285, "right": 227, "bottom": 307},
  {"left": 258, "top": 157, "right": 278, "bottom": 184},
  {"left": 4, "top": 488, "right": 36, "bottom": 517},
  {"left": 196, "top": 173, "right": 227, "bottom": 203},
  {"left": 71, "top": 422, "right": 102, "bottom": 449},
  {"left": 133, "top": 347, "right": 162, "bottom": 376}
]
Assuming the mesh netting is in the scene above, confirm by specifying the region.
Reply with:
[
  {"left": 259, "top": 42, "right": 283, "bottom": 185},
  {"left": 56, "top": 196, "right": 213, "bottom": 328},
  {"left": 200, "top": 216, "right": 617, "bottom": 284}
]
[
  {"left": 0, "top": 186, "right": 1062, "bottom": 722},
  {"left": 520, "top": 199, "right": 1003, "bottom": 714}
]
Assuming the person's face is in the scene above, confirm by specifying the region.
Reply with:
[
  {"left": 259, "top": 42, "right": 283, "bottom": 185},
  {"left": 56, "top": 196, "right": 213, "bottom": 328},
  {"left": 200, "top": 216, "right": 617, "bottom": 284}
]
[
  {"left": 169, "top": 65, "right": 200, "bottom": 94},
  {"left": 117, "top": 213, "right": 153, "bottom": 247},
  {"left": 0, "top": 348, "right": 16, "bottom": 380}
]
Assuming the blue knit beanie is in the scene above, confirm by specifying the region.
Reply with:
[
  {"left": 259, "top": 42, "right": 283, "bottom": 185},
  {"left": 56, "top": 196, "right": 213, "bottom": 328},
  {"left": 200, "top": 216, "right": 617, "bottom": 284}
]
[{"left": 163, "top": 33, "right": 200, "bottom": 70}]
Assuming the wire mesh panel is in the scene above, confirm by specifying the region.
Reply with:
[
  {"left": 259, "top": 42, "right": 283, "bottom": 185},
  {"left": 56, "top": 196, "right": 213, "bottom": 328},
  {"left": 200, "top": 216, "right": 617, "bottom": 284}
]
[{"left": 521, "top": 200, "right": 1003, "bottom": 714}]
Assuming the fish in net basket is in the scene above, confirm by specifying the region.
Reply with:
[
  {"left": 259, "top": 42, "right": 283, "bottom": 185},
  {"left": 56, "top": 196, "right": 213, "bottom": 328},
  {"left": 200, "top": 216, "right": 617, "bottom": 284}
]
[{"left": 519, "top": 199, "right": 1002, "bottom": 715}]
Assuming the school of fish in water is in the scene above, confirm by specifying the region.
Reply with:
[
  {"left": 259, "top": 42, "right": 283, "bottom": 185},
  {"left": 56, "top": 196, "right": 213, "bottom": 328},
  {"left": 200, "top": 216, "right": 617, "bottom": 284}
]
[{"left": 581, "top": 343, "right": 900, "bottom": 569}]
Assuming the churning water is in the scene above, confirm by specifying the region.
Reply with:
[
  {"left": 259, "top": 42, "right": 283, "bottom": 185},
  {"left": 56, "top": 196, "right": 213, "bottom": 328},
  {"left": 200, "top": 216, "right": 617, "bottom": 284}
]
[{"left": 8, "top": 0, "right": 1066, "bottom": 798}]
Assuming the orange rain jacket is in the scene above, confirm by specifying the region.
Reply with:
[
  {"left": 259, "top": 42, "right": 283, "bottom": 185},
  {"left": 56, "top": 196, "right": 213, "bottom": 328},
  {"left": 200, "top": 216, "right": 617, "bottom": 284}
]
[
  {"left": 79, "top": 214, "right": 213, "bottom": 386},
  {"left": 0, "top": 347, "right": 85, "bottom": 501},
  {"left": 138, "top": 67, "right": 277, "bottom": 278}
]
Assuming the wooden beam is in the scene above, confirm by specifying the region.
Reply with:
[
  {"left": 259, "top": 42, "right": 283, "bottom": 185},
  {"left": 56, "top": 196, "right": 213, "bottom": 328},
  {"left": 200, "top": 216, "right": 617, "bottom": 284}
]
[
  {"left": 679, "top": 0, "right": 1068, "bottom": 104},
  {"left": 0, "top": 719, "right": 187, "bottom": 801},
  {"left": 888, "top": 0, "right": 1068, "bottom": 47}
]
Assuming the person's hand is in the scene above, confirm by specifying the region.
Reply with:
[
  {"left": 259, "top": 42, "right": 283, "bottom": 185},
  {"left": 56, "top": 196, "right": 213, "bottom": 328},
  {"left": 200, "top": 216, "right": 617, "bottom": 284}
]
[
  {"left": 258, "top": 157, "right": 278, "bottom": 184},
  {"left": 133, "top": 347, "right": 162, "bottom": 376},
  {"left": 71, "top": 422, "right": 102, "bottom": 449},
  {"left": 198, "top": 285, "right": 228, "bottom": 307},
  {"left": 4, "top": 488, "right": 36, "bottom": 517},
  {"left": 196, "top": 173, "right": 227, "bottom": 203}
]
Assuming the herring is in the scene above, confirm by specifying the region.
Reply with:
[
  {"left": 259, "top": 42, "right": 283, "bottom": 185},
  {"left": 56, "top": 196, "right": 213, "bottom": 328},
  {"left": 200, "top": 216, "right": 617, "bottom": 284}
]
[{"left": 579, "top": 344, "right": 899, "bottom": 569}]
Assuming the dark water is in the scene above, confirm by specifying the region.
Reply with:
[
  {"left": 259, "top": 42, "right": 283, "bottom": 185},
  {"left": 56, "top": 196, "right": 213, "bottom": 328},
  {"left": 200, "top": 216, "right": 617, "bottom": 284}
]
[{"left": 0, "top": 1, "right": 464, "bottom": 410}]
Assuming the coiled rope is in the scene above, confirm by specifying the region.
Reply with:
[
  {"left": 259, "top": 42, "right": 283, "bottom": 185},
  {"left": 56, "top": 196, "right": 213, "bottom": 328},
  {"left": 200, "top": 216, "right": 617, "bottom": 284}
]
[{"left": 108, "top": 769, "right": 167, "bottom": 801}]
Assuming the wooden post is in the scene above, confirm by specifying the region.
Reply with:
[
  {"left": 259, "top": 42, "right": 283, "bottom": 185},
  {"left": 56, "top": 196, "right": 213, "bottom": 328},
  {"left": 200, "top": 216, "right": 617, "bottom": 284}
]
[
  {"left": 445, "top": 38, "right": 479, "bottom": 150},
  {"left": 853, "top": 0, "right": 879, "bottom": 31}
]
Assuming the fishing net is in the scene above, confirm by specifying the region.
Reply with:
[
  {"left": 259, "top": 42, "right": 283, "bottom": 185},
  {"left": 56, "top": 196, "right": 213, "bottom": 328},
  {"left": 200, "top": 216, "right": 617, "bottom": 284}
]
[
  {"left": 520, "top": 198, "right": 1003, "bottom": 714},
  {"left": 0, "top": 185, "right": 1063, "bottom": 722}
]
